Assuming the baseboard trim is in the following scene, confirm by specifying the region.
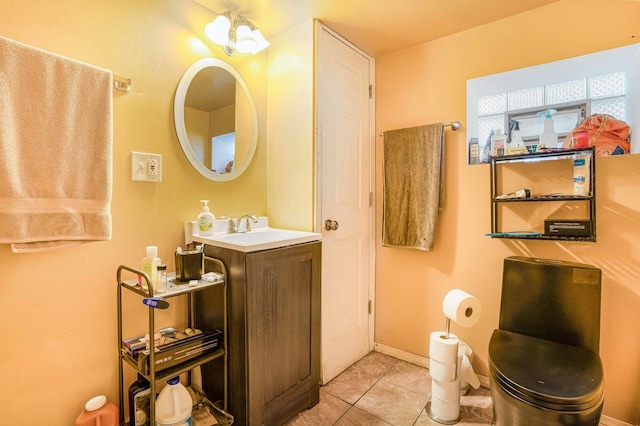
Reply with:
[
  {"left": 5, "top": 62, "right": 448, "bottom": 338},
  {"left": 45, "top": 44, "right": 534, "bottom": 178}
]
[
  {"left": 599, "top": 416, "right": 635, "bottom": 426},
  {"left": 374, "top": 342, "right": 491, "bottom": 387},
  {"left": 373, "top": 342, "right": 632, "bottom": 426}
]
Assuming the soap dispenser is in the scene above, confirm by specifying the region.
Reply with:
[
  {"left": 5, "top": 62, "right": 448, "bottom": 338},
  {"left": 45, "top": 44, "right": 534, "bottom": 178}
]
[
  {"left": 537, "top": 109, "right": 558, "bottom": 148},
  {"left": 197, "top": 200, "right": 215, "bottom": 236}
]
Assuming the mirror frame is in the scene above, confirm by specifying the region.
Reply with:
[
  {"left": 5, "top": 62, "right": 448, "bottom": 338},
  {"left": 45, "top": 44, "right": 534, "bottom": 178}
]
[{"left": 174, "top": 58, "right": 258, "bottom": 181}]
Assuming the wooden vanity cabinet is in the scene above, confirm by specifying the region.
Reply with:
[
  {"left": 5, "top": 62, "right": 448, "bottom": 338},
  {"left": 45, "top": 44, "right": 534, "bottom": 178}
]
[{"left": 196, "top": 241, "right": 321, "bottom": 426}]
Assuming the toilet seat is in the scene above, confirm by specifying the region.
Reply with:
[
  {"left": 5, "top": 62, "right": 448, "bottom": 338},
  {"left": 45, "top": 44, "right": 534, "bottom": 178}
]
[{"left": 489, "top": 329, "right": 604, "bottom": 412}]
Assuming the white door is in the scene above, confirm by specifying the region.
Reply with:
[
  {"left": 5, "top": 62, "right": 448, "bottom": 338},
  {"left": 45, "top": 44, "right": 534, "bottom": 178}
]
[{"left": 316, "top": 24, "right": 375, "bottom": 384}]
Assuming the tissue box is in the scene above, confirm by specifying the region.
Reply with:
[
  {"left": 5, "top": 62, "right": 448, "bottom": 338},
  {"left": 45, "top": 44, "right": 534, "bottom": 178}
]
[
  {"left": 544, "top": 220, "right": 591, "bottom": 237},
  {"left": 175, "top": 250, "right": 203, "bottom": 282},
  {"left": 137, "top": 330, "right": 222, "bottom": 374}
]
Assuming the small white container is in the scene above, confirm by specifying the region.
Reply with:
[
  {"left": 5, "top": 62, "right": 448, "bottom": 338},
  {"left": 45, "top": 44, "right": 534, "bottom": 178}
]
[
  {"left": 490, "top": 129, "right": 507, "bottom": 157},
  {"left": 155, "top": 377, "right": 193, "bottom": 426},
  {"left": 145, "top": 331, "right": 161, "bottom": 350},
  {"left": 573, "top": 154, "right": 591, "bottom": 196},
  {"left": 141, "top": 246, "right": 161, "bottom": 290}
]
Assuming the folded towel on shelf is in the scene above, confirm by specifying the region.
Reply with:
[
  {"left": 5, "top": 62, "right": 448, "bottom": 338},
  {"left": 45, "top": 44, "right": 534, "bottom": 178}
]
[
  {"left": 382, "top": 123, "right": 444, "bottom": 251},
  {"left": 0, "top": 36, "right": 113, "bottom": 253}
]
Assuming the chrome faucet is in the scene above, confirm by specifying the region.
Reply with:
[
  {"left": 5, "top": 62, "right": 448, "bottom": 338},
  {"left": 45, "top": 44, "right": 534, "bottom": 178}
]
[{"left": 238, "top": 214, "right": 258, "bottom": 233}]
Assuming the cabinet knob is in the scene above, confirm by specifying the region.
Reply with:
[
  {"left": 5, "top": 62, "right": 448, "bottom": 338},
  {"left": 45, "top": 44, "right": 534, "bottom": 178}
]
[{"left": 324, "top": 219, "right": 339, "bottom": 231}]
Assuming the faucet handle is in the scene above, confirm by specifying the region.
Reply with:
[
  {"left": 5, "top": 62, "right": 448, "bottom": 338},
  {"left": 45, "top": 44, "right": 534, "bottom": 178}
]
[{"left": 220, "top": 216, "right": 237, "bottom": 233}]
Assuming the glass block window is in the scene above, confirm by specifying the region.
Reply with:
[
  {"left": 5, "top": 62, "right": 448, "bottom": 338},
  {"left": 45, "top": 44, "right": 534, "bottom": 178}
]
[
  {"left": 508, "top": 87, "right": 544, "bottom": 111},
  {"left": 589, "top": 72, "right": 625, "bottom": 99},
  {"left": 478, "top": 93, "right": 507, "bottom": 116},
  {"left": 591, "top": 97, "right": 625, "bottom": 119},
  {"left": 546, "top": 79, "right": 586, "bottom": 105},
  {"left": 478, "top": 115, "right": 504, "bottom": 146},
  {"left": 471, "top": 69, "right": 627, "bottom": 164}
]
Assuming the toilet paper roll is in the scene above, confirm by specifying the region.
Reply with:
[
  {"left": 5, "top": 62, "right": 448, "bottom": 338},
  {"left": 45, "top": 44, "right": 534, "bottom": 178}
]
[
  {"left": 459, "top": 354, "right": 480, "bottom": 390},
  {"left": 442, "top": 289, "right": 482, "bottom": 328},
  {"left": 430, "top": 392, "right": 461, "bottom": 420},
  {"left": 430, "top": 379, "right": 461, "bottom": 421},
  {"left": 429, "top": 358, "right": 458, "bottom": 382},
  {"left": 432, "top": 378, "right": 461, "bottom": 401},
  {"left": 429, "top": 331, "right": 459, "bottom": 362}
]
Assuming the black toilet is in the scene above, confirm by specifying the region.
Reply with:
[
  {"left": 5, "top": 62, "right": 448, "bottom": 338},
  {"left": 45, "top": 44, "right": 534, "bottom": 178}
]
[{"left": 488, "top": 257, "right": 604, "bottom": 425}]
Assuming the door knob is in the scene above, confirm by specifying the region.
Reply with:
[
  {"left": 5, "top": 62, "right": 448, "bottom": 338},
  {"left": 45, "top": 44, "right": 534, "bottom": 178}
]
[{"left": 324, "top": 219, "right": 339, "bottom": 231}]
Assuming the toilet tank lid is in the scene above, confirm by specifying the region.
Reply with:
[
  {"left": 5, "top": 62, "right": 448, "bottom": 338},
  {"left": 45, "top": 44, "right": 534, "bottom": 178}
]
[{"left": 489, "top": 329, "right": 604, "bottom": 409}]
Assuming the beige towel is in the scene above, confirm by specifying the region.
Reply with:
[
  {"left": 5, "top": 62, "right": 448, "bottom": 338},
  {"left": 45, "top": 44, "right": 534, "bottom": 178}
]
[
  {"left": 0, "top": 36, "right": 113, "bottom": 253},
  {"left": 382, "top": 123, "right": 444, "bottom": 251}
]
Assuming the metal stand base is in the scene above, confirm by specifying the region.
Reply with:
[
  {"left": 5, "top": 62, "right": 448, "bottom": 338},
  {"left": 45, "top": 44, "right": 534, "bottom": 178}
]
[{"left": 426, "top": 398, "right": 460, "bottom": 425}]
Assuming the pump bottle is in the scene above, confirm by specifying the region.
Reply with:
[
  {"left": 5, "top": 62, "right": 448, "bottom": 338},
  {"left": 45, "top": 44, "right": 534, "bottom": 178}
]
[{"left": 197, "top": 200, "right": 215, "bottom": 236}]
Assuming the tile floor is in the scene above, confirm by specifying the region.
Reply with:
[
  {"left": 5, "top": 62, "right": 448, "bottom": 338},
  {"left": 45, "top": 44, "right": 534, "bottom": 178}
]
[{"left": 286, "top": 352, "right": 493, "bottom": 426}]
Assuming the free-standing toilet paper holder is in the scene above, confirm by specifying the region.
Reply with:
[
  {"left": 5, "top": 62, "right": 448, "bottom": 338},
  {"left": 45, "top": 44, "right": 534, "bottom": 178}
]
[
  {"left": 427, "top": 318, "right": 461, "bottom": 425},
  {"left": 427, "top": 289, "right": 482, "bottom": 425}
]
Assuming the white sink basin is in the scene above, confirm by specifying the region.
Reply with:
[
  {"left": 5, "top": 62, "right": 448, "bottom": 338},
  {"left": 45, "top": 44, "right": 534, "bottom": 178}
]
[{"left": 192, "top": 226, "right": 321, "bottom": 253}]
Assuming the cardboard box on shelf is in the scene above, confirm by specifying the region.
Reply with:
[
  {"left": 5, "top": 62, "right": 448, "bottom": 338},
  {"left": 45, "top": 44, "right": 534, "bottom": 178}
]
[
  {"left": 137, "top": 330, "right": 222, "bottom": 374},
  {"left": 544, "top": 220, "right": 591, "bottom": 237}
]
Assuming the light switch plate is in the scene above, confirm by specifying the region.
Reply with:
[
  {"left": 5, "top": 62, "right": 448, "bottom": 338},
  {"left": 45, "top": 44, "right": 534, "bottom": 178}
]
[{"left": 131, "top": 151, "right": 162, "bottom": 182}]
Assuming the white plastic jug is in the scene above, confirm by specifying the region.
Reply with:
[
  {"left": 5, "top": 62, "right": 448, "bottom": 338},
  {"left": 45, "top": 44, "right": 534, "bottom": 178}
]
[{"left": 155, "top": 377, "right": 193, "bottom": 426}]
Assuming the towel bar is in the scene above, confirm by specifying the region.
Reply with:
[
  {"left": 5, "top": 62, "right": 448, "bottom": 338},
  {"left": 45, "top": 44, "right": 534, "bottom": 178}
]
[
  {"left": 445, "top": 121, "right": 461, "bottom": 131},
  {"left": 114, "top": 75, "right": 131, "bottom": 93},
  {"left": 379, "top": 121, "right": 461, "bottom": 137}
]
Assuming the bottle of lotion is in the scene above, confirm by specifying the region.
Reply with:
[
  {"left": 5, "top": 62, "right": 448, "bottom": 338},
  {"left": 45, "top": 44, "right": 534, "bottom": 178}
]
[
  {"left": 141, "top": 246, "right": 161, "bottom": 291},
  {"left": 197, "top": 200, "right": 215, "bottom": 236},
  {"left": 573, "top": 154, "right": 591, "bottom": 196}
]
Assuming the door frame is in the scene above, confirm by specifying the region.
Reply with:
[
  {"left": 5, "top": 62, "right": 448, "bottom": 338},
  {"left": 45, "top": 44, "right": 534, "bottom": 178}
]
[{"left": 313, "top": 21, "right": 377, "bottom": 365}]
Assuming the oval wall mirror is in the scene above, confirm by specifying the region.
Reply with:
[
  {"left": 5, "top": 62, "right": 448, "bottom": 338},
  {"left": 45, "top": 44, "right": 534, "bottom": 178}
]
[{"left": 174, "top": 58, "right": 258, "bottom": 181}]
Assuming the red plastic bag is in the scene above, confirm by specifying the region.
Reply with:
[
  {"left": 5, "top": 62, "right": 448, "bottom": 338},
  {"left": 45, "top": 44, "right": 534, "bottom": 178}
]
[{"left": 562, "top": 114, "right": 630, "bottom": 156}]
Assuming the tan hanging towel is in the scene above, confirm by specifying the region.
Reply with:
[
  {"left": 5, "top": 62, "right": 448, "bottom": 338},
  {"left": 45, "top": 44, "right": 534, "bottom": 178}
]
[
  {"left": 0, "top": 36, "right": 113, "bottom": 253},
  {"left": 382, "top": 123, "right": 444, "bottom": 251}
]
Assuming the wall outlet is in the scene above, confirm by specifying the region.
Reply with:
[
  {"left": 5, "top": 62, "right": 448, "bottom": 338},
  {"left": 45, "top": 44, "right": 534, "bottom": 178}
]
[{"left": 131, "top": 151, "right": 162, "bottom": 182}]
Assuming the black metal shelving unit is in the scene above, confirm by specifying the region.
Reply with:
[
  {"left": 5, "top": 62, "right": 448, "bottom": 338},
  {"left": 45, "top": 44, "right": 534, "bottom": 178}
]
[
  {"left": 116, "top": 261, "right": 233, "bottom": 425},
  {"left": 489, "top": 147, "right": 596, "bottom": 242}
]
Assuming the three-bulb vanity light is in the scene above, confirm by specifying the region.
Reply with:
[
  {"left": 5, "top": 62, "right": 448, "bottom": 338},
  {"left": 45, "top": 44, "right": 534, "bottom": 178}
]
[{"left": 205, "top": 11, "right": 270, "bottom": 55}]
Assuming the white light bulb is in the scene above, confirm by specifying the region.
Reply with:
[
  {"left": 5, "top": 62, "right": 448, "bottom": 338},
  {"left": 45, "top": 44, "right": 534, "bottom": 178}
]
[
  {"left": 205, "top": 14, "right": 231, "bottom": 45},
  {"left": 235, "top": 23, "right": 257, "bottom": 53},
  {"left": 251, "top": 29, "right": 270, "bottom": 54}
]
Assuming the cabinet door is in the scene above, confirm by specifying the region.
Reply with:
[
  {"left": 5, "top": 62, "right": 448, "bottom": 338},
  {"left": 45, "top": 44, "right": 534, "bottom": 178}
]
[{"left": 246, "top": 243, "right": 321, "bottom": 425}]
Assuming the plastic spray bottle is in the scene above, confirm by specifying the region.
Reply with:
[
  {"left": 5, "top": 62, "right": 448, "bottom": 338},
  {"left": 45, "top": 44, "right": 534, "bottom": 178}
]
[
  {"left": 537, "top": 109, "right": 558, "bottom": 148},
  {"left": 197, "top": 200, "right": 215, "bottom": 236}
]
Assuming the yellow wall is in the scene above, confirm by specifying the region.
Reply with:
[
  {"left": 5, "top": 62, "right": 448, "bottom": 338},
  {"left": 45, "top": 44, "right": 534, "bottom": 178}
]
[
  {"left": 375, "top": 0, "right": 640, "bottom": 422},
  {"left": 2, "top": 0, "right": 640, "bottom": 423},
  {"left": 0, "top": 0, "right": 268, "bottom": 423},
  {"left": 266, "top": 20, "right": 316, "bottom": 231}
]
